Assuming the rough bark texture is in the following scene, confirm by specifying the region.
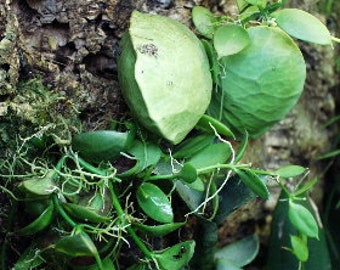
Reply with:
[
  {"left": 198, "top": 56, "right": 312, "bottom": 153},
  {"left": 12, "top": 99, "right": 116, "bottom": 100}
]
[{"left": 0, "top": 0, "right": 339, "bottom": 268}]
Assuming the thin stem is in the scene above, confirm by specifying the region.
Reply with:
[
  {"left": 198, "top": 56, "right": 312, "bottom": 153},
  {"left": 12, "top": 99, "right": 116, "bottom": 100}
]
[
  {"left": 52, "top": 194, "right": 77, "bottom": 227},
  {"left": 331, "top": 36, "right": 340, "bottom": 43},
  {"left": 107, "top": 182, "right": 153, "bottom": 258}
]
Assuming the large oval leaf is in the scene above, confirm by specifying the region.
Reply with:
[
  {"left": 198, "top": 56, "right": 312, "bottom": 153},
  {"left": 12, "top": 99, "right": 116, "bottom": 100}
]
[
  {"left": 118, "top": 11, "right": 212, "bottom": 144},
  {"left": 272, "top": 9, "right": 332, "bottom": 45},
  {"left": 235, "top": 169, "right": 269, "bottom": 199},
  {"left": 62, "top": 203, "right": 111, "bottom": 223},
  {"left": 72, "top": 130, "right": 132, "bottom": 163},
  {"left": 136, "top": 183, "right": 174, "bottom": 223},
  {"left": 208, "top": 26, "right": 306, "bottom": 138}
]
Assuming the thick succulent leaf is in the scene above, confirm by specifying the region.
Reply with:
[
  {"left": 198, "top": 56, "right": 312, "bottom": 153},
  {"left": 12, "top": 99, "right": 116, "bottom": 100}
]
[
  {"left": 187, "top": 143, "right": 231, "bottom": 172},
  {"left": 234, "top": 169, "right": 270, "bottom": 199},
  {"left": 173, "top": 134, "right": 215, "bottom": 159},
  {"left": 19, "top": 170, "right": 56, "bottom": 196},
  {"left": 55, "top": 231, "right": 98, "bottom": 257},
  {"left": 208, "top": 26, "right": 306, "bottom": 138},
  {"left": 72, "top": 130, "right": 132, "bottom": 163},
  {"left": 118, "top": 11, "right": 212, "bottom": 144},
  {"left": 133, "top": 222, "right": 185, "bottom": 237},
  {"left": 16, "top": 202, "right": 54, "bottom": 235},
  {"left": 214, "top": 24, "right": 250, "bottom": 58},
  {"left": 154, "top": 241, "right": 195, "bottom": 270},
  {"left": 214, "top": 234, "right": 259, "bottom": 267},
  {"left": 272, "top": 9, "right": 332, "bottom": 45},
  {"left": 62, "top": 203, "right": 110, "bottom": 223},
  {"left": 137, "top": 183, "right": 174, "bottom": 223}
]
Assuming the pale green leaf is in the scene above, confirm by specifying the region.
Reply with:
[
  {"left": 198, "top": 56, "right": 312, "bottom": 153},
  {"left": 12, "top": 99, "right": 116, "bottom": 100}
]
[
  {"left": 214, "top": 24, "right": 251, "bottom": 58},
  {"left": 288, "top": 200, "right": 319, "bottom": 238},
  {"left": 274, "top": 165, "right": 306, "bottom": 178},
  {"left": 272, "top": 9, "right": 332, "bottom": 45}
]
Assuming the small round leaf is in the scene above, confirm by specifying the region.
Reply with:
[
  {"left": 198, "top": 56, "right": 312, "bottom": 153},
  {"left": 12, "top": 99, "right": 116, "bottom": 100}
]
[{"left": 214, "top": 24, "right": 250, "bottom": 58}]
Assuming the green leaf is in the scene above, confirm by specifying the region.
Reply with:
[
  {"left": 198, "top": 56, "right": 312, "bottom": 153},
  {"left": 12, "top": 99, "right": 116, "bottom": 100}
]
[
  {"left": 175, "top": 180, "right": 204, "bottom": 211},
  {"left": 293, "top": 177, "right": 318, "bottom": 197},
  {"left": 12, "top": 243, "right": 45, "bottom": 270},
  {"left": 55, "top": 231, "right": 98, "bottom": 257},
  {"left": 19, "top": 170, "right": 56, "bottom": 196},
  {"left": 70, "top": 256, "right": 115, "bottom": 270},
  {"left": 196, "top": 114, "right": 235, "bottom": 139},
  {"left": 214, "top": 234, "right": 259, "bottom": 267},
  {"left": 235, "top": 169, "right": 269, "bottom": 199},
  {"left": 173, "top": 134, "right": 215, "bottom": 159},
  {"left": 62, "top": 203, "right": 111, "bottom": 223},
  {"left": 16, "top": 202, "right": 54, "bottom": 235},
  {"left": 290, "top": 234, "right": 309, "bottom": 262},
  {"left": 214, "top": 24, "right": 250, "bottom": 58},
  {"left": 136, "top": 183, "right": 174, "bottom": 223},
  {"left": 187, "top": 143, "right": 231, "bottom": 171},
  {"left": 234, "top": 131, "right": 249, "bottom": 163},
  {"left": 192, "top": 6, "right": 218, "bottom": 39},
  {"left": 72, "top": 130, "right": 132, "bottom": 163},
  {"left": 201, "top": 40, "right": 220, "bottom": 85},
  {"left": 154, "top": 241, "right": 195, "bottom": 270},
  {"left": 274, "top": 165, "right": 306, "bottom": 178},
  {"left": 272, "top": 9, "right": 332, "bottom": 45},
  {"left": 245, "top": 0, "right": 266, "bottom": 9},
  {"left": 133, "top": 222, "right": 185, "bottom": 237},
  {"left": 128, "top": 140, "right": 162, "bottom": 171},
  {"left": 288, "top": 200, "right": 319, "bottom": 238}
]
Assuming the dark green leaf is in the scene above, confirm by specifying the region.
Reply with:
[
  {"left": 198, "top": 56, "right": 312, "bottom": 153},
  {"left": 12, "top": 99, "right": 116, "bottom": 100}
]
[
  {"left": 133, "top": 222, "right": 185, "bottom": 237},
  {"left": 201, "top": 40, "right": 220, "bottom": 85},
  {"left": 175, "top": 180, "right": 204, "bottom": 211},
  {"left": 290, "top": 234, "right": 309, "bottom": 262},
  {"left": 214, "top": 234, "right": 259, "bottom": 267},
  {"left": 288, "top": 200, "right": 319, "bottom": 238},
  {"left": 69, "top": 256, "right": 115, "bottom": 270},
  {"left": 137, "top": 183, "right": 173, "bottom": 223},
  {"left": 213, "top": 174, "right": 257, "bottom": 224},
  {"left": 62, "top": 203, "right": 111, "bottom": 223},
  {"left": 55, "top": 231, "right": 98, "bottom": 257},
  {"left": 19, "top": 170, "right": 56, "bottom": 196},
  {"left": 173, "top": 134, "right": 215, "bottom": 159},
  {"left": 235, "top": 169, "right": 269, "bottom": 199},
  {"left": 274, "top": 165, "right": 306, "bottom": 178},
  {"left": 12, "top": 243, "right": 45, "bottom": 270},
  {"left": 214, "top": 24, "right": 250, "bottom": 58},
  {"left": 190, "top": 218, "right": 218, "bottom": 270},
  {"left": 154, "top": 240, "right": 195, "bottom": 270},
  {"left": 187, "top": 143, "right": 231, "bottom": 172},
  {"left": 72, "top": 130, "right": 132, "bottom": 163},
  {"left": 192, "top": 6, "right": 217, "bottom": 39},
  {"left": 272, "top": 9, "right": 332, "bottom": 45},
  {"left": 234, "top": 131, "right": 248, "bottom": 163},
  {"left": 16, "top": 202, "right": 54, "bottom": 235}
]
